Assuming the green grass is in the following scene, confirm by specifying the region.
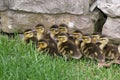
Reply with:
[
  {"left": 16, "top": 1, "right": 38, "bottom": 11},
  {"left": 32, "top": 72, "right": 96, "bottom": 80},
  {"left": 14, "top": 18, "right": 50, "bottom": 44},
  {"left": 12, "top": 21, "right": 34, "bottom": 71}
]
[{"left": 0, "top": 35, "right": 120, "bottom": 80}]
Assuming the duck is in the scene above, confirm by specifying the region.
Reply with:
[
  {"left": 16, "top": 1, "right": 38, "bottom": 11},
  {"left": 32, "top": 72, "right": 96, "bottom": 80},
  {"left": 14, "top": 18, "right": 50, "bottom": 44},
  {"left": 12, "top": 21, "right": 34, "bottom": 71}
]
[
  {"left": 23, "top": 29, "right": 37, "bottom": 44},
  {"left": 57, "top": 33, "right": 82, "bottom": 60},
  {"left": 59, "top": 24, "right": 69, "bottom": 34},
  {"left": 96, "top": 35, "right": 120, "bottom": 66},
  {"left": 72, "top": 30, "right": 83, "bottom": 52},
  {"left": 49, "top": 24, "right": 59, "bottom": 41},
  {"left": 35, "top": 24, "right": 47, "bottom": 40},
  {"left": 81, "top": 34, "right": 106, "bottom": 67},
  {"left": 37, "top": 39, "right": 61, "bottom": 57}
]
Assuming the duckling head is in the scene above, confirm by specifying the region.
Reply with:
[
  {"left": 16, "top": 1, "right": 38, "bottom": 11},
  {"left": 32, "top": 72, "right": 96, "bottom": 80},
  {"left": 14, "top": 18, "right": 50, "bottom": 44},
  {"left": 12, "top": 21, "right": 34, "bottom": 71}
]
[
  {"left": 99, "top": 35, "right": 109, "bottom": 45},
  {"left": 24, "top": 29, "right": 34, "bottom": 38},
  {"left": 91, "top": 32, "right": 101, "bottom": 43},
  {"left": 59, "top": 24, "right": 69, "bottom": 34},
  {"left": 49, "top": 24, "right": 59, "bottom": 36},
  {"left": 82, "top": 34, "right": 92, "bottom": 43},
  {"left": 35, "top": 24, "right": 45, "bottom": 34},
  {"left": 73, "top": 30, "right": 83, "bottom": 39},
  {"left": 57, "top": 33, "right": 68, "bottom": 43},
  {"left": 37, "top": 39, "right": 48, "bottom": 50}
]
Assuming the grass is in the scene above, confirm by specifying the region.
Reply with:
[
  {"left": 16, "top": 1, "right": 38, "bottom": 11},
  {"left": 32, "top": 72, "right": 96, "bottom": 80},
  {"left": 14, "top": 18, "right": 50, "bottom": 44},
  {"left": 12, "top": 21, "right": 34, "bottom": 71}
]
[{"left": 0, "top": 35, "right": 120, "bottom": 80}]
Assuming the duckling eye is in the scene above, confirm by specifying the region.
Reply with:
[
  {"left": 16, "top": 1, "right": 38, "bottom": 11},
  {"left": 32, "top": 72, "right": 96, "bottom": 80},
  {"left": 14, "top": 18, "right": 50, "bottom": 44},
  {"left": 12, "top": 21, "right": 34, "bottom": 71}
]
[
  {"left": 25, "top": 31, "right": 32, "bottom": 34},
  {"left": 85, "top": 39, "right": 88, "bottom": 41},
  {"left": 25, "top": 32, "right": 29, "bottom": 35},
  {"left": 42, "top": 43, "right": 45, "bottom": 46},
  {"left": 62, "top": 38, "right": 65, "bottom": 40},
  {"left": 50, "top": 28, "right": 54, "bottom": 31},
  {"left": 101, "top": 38, "right": 105, "bottom": 41},
  {"left": 55, "top": 29, "right": 58, "bottom": 32},
  {"left": 38, "top": 42, "right": 42, "bottom": 45},
  {"left": 40, "top": 28, "right": 44, "bottom": 30},
  {"left": 93, "top": 37, "right": 96, "bottom": 39}
]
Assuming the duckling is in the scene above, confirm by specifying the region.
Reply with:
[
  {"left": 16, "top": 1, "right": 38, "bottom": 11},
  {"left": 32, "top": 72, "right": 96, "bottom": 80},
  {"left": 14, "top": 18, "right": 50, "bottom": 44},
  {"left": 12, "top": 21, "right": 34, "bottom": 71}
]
[
  {"left": 97, "top": 36, "right": 120, "bottom": 65},
  {"left": 35, "top": 24, "right": 47, "bottom": 40},
  {"left": 72, "top": 30, "right": 83, "bottom": 52},
  {"left": 57, "top": 33, "right": 82, "bottom": 60},
  {"left": 59, "top": 23, "right": 75, "bottom": 42},
  {"left": 37, "top": 39, "right": 49, "bottom": 52},
  {"left": 91, "top": 32, "right": 101, "bottom": 44},
  {"left": 37, "top": 39, "right": 61, "bottom": 56},
  {"left": 49, "top": 24, "right": 59, "bottom": 41},
  {"left": 23, "top": 29, "right": 37, "bottom": 44},
  {"left": 59, "top": 24, "right": 69, "bottom": 34},
  {"left": 81, "top": 34, "right": 106, "bottom": 67}
]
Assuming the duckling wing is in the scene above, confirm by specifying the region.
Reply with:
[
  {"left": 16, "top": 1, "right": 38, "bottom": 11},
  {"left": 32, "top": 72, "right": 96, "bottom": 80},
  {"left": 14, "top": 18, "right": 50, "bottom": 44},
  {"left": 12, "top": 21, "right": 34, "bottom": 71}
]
[
  {"left": 46, "top": 34, "right": 61, "bottom": 56},
  {"left": 83, "top": 43, "right": 105, "bottom": 62},
  {"left": 104, "top": 44, "right": 120, "bottom": 59},
  {"left": 61, "top": 42, "right": 82, "bottom": 59}
]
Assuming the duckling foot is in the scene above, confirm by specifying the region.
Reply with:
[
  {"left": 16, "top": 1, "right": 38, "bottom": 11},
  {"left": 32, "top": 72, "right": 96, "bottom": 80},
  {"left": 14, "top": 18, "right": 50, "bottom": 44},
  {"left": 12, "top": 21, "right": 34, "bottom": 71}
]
[
  {"left": 114, "top": 60, "right": 120, "bottom": 64},
  {"left": 98, "top": 62, "right": 110, "bottom": 68},
  {"left": 97, "top": 62, "right": 105, "bottom": 68}
]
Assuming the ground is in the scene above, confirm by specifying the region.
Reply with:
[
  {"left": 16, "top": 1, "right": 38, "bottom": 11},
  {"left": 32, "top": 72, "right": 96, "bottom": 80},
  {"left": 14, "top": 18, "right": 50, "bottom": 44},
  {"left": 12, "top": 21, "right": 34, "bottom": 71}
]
[{"left": 0, "top": 35, "right": 120, "bottom": 80}]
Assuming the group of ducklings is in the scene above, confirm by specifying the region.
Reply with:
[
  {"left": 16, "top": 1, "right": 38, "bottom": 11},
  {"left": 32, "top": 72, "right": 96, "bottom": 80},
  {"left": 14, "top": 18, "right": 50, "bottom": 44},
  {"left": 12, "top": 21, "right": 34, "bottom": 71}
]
[{"left": 23, "top": 23, "right": 120, "bottom": 68}]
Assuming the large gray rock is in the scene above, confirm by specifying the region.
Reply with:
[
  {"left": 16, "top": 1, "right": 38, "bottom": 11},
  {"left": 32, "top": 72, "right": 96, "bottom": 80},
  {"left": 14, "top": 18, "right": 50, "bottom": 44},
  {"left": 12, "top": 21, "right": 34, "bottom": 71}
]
[
  {"left": 102, "top": 17, "right": 120, "bottom": 38},
  {"left": 0, "top": 0, "right": 7, "bottom": 11},
  {"left": 8, "top": 0, "right": 90, "bottom": 15},
  {"left": 1, "top": 10, "right": 98, "bottom": 33},
  {"left": 97, "top": 0, "right": 120, "bottom": 17}
]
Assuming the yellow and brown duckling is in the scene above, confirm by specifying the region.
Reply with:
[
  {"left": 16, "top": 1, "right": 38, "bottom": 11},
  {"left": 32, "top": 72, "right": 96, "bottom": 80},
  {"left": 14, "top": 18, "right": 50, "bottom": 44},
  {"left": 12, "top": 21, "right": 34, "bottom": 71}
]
[
  {"left": 59, "top": 24, "right": 69, "bottom": 34},
  {"left": 96, "top": 35, "right": 120, "bottom": 65},
  {"left": 49, "top": 24, "right": 59, "bottom": 41},
  {"left": 37, "top": 39, "right": 61, "bottom": 56},
  {"left": 81, "top": 34, "right": 107, "bottom": 67},
  {"left": 59, "top": 23, "right": 75, "bottom": 43},
  {"left": 57, "top": 33, "right": 82, "bottom": 60},
  {"left": 37, "top": 39, "right": 49, "bottom": 51},
  {"left": 35, "top": 24, "right": 47, "bottom": 40},
  {"left": 23, "top": 29, "right": 37, "bottom": 44},
  {"left": 72, "top": 30, "right": 83, "bottom": 52},
  {"left": 91, "top": 32, "right": 101, "bottom": 44}
]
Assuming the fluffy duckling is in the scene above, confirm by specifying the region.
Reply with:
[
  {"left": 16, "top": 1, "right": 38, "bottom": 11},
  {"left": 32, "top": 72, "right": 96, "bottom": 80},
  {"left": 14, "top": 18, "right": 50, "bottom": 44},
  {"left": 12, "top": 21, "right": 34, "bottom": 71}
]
[
  {"left": 81, "top": 34, "right": 106, "bottom": 67},
  {"left": 37, "top": 39, "right": 49, "bottom": 51},
  {"left": 59, "top": 24, "right": 69, "bottom": 34},
  {"left": 37, "top": 39, "right": 61, "bottom": 56},
  {"left": 35, "top": 24, "right": 47, "bottom": 40},
  {"left": 72, "top": 30, "right": 83, "bottom": 52},
  {"left": 49, "top": 24, "right": 59, "bottom": 41},
  {"left": 23, "top": 29, "right": 37, "bottom": 44},
  {"left": 59, "top": 23, "right": 75, "bottom": 42},
  {"left": 91, "top": 32, "right": 101, "bottom": 44},
  {"left": 97, "top": 36, "right": 120, "bottom": 65},
  {"left": 57, "top": 33, "right": 82, "bottom": 60}
]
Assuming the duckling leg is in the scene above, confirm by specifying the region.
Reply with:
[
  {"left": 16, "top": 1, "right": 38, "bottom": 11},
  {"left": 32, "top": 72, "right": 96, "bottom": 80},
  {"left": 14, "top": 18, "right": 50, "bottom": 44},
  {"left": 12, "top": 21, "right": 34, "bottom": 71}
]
[
  {"left": 105, "top": 58, "right": 120, "bottom": 67},
  {"left": 114, "top": 60, "right": 120, "bottom": 64},
  {"left": 97, "top": 62, "right": 109, "bottom": 68},
  {"left": 98, "top": 62, "right": 112, "bottom": 68},
  {"left": 116, "top": 56, "right": 120, "bottom": 64},
  {"left": 111, "top": 59, "right": 120, "bottom": 64}
]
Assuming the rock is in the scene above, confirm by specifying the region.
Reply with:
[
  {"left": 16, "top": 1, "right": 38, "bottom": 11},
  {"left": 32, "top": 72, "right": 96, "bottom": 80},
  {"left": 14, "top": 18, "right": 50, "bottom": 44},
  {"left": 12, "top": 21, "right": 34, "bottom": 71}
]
[
  {"left": 97, "top": 0, "right": 120, "bottom": 17},
  {"left": 8, "top": 0, "right": 90, "bottom": 15},
  {"left": 0, "top": 0, "right": 7, "bottom": 11},
  {"left": 1, "top": 10, "right": 98, "bottom": 33},
  {"left": 102, "top": 17, "right": 120, "bottom": 38}
]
